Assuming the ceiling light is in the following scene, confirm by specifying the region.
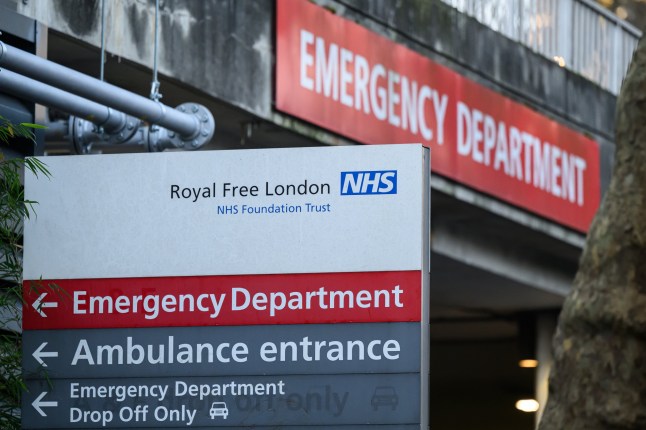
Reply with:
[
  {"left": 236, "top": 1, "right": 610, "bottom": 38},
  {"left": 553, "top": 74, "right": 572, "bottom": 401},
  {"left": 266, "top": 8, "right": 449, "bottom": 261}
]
[
  {"left": 515, "top": 399, "right": 540, "bottom": 413},
  {"left": 519, "top": 359, "right": 539, "bottom": 368},
  {"left": 616, "top": 6, "right": 628, "bottom": 20}
]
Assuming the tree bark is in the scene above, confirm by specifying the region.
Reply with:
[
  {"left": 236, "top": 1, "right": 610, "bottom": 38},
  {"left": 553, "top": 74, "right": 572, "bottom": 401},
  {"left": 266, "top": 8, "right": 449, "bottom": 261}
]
[{"left": 538, "top": 36, "right": 646, "bottom": 430}]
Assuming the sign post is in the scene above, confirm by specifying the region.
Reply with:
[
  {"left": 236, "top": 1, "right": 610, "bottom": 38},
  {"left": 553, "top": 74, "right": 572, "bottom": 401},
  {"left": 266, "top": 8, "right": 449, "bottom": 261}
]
[{"left": 22, "top": 145, "right": 430, "bottom": 428}]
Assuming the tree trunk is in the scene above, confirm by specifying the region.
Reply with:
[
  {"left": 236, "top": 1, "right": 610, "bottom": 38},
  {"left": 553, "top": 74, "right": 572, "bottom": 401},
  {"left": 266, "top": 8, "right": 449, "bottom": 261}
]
[{"left": 538, "top": 36, "right": 646, "bottom": 430}]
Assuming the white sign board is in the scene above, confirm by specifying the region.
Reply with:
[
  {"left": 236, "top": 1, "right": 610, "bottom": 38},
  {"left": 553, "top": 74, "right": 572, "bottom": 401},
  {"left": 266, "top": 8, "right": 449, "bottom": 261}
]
[{"left": 24, "top": 145, "right": 426, "bottom": 279}]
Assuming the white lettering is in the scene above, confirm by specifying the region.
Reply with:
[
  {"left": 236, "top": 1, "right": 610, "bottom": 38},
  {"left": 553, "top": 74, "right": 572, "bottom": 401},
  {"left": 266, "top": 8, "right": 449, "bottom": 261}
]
[
  {"left": 370, "top": 64, "right": 387, "bottom": 120},
  {"left": 494, "top": 122, "right": 509, "bottom": 174},
  {"left": 315, "top": 37, "right": 339, "bottom": 100},
  {"left": 483, "top": 115, "right": 496, "bottom": 165},
  {"left": 401, "top": 76, "right": 418, "bottom": 134},
  {"left": 457, "top": 101, "right": 471, "bottom": 156},
  {"left": 354, "top": 54, "right": 370, "bottom": 114},
  {"left": 454, "top": 100, "right": 588, "bottom": 207},
  {"left": 575, "top": 157, "right": 587, "bottom": 206},
  {"left": 387, "top": 70, "right": 401, "bottom": 127},
  {"left": 432, "top": 91, "right": 448, "bottom": 144},
  {"left": 339, "top": 48, "right": 354, "bottom": 107},
  {"left": 418, "top": 86, "right": 433, "bottom": 141},
  {"left": 472, "top": 108, "right": 484, "bottom": 163},
  {"left": 72, "top": 339, "right": 94, "bottom": 365},
  {"left": 299, "top": 29, "right": 314, "bottom": 90},
  {"left": 231, "top": 288, "right": 250, "bottom": 311}
]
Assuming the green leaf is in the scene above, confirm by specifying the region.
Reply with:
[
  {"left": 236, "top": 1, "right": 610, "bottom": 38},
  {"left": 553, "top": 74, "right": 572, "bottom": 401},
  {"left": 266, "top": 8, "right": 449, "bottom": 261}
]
[
  {"left": 19, "top": 122, "right": 47, "bottom": 129},
  {"left": 0, "top": 138, "right": 53, "bottom": 424}
]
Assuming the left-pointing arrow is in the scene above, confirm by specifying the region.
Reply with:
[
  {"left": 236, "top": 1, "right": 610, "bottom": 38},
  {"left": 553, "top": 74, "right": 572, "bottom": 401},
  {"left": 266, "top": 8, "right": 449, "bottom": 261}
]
[
  {"left": 32, "top": 292, "right": 58, "bottom": 317},
  {"left": 32, "top": 342, "right": 58, "bottom": 367},
  {"left": 32, "top": 392, "right": 57, "bottom": 417}
]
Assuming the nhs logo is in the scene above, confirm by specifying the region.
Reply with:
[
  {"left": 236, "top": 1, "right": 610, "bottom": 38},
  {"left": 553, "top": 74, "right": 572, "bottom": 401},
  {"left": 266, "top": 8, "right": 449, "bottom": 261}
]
[{"left": 340, "top": 170, "right": 397, "bottom": 195}]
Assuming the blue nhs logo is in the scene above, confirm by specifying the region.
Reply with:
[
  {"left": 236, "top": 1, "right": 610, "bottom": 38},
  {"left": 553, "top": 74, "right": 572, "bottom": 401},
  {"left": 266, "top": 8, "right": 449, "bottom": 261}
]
[{"left": 340, "top": 170, "right": 397, "bottom": 195}]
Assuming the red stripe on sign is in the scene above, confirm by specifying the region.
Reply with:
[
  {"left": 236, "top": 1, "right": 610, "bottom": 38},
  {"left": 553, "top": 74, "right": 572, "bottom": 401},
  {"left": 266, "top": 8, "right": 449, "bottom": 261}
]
[{"left": 23, "top": 271, "right": 421, "bottom": 330}]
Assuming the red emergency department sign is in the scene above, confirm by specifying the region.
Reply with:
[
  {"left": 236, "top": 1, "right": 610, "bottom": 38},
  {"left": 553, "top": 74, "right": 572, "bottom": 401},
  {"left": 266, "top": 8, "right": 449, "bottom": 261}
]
[
  {"left": 276, "top": 0, "right": 601, "bottom": 232},
  {"left": 23, "top": 271, "right": 421, "bottom": 330}
]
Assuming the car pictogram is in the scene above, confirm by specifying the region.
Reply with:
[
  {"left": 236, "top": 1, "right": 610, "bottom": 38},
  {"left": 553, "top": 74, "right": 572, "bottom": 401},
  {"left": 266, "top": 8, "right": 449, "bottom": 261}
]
[
  {"left": 209, "top": 402, "right": 229, "bottom": 419},
  {"left": 371, "top": 386, "right": 398, "bottom": 410}
]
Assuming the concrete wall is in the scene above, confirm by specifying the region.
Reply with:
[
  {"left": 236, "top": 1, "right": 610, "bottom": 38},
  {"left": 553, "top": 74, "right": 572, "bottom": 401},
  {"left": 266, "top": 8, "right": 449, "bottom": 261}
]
[{"left": 16, "top": 0, "right": 273, "bottom": 117}]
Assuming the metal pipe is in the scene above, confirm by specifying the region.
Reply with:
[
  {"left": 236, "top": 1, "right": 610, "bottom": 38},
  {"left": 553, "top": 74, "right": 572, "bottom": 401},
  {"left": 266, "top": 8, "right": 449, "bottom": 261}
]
[
  {"left": 100, "top": 0, "right": 106, "bottom": 82},
  {"left": 0, "top": 68, "right": 129, "bottom": 133},
  {"left": 0, "top": 41, "right": 199, "bottom": 138},
  {"left": 149, "top": 0, "right": 161, "bottom": 101},
  {"left": 68, "top": 116, "right": 148, "bottom": 154},
  {"left": 44, "top": 120, "right": 69, "bottom": 141}
]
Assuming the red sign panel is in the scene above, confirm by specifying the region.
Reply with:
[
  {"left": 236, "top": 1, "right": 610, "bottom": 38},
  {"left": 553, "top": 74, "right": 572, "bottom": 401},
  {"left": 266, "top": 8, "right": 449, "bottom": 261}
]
[
  {"left": 23, "top": 271, "right": 421, "bottom": 330},
  {"left": 276, "top": 0, "right": 600, "bottom": 232}
]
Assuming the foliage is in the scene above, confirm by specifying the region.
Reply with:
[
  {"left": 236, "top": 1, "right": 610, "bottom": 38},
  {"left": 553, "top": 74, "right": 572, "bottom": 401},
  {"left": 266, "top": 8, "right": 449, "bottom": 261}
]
[
  {"left": 0, "top": 116, "right": 45, "bottom": 145},
  {"left": 0, "top": 116, "right": 49, "bottom": 430}
]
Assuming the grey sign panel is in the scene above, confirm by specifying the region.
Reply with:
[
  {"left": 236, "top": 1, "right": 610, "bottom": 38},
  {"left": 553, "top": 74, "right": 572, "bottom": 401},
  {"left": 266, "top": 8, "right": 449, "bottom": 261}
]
[
  {"left": 23, "top": 374, "right": 420, "bottom": 428},
  {"left": 23, "top": 323, "right": 420, "bottom": 379}
]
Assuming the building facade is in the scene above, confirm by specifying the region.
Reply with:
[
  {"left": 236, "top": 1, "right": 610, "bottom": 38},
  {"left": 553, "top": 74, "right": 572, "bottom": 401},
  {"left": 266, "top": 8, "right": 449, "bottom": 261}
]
[{"left": 0, "top": 0, "right": 630, "bottom": 428}]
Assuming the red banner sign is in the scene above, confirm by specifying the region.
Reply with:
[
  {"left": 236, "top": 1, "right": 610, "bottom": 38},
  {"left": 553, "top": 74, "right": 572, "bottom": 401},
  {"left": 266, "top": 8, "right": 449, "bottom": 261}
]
[
  {"left": 23, "top": 271, "right": 421, "bottom": 329},
  {"left": 276, "top": 0, "right": 600, "bottom": 232}
]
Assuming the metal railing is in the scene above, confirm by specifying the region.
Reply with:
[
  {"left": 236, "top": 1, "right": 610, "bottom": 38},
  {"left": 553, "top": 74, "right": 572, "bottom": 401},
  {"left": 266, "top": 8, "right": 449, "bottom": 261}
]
[{"left": 442, "top": 0, "right": 641, "bottom": 94}]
